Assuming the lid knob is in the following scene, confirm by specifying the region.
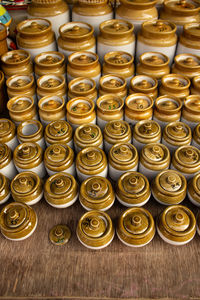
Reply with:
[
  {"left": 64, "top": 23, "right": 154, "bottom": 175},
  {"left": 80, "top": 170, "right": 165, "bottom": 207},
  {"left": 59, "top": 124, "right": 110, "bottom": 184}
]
[
  {"left": 109, "top": 79, "right": 118, "bottom": 86},
  {"left": 144, "top": 122, "right": 152, "bottom": 130},
  {"left": 12, "top": 53, "right": 21, "bottom": 61},
  {"left": 55, "top": 178, "right": 64, "bottom": 188},
  {"left": 119, "top": 145, "right": 128, "bottom": 154},
  {"left": 113, "top": 121, "right": 122, "bottom": 130},
  {"left": 17, "top": 100, "right": 24, "bottom": 106},
  {"left": 87, "top": 151, "right": 96, "bottom": 160},
  {"left": 46, "top": 55, "right": 54, "bottom": 63},
  {"left": 194, "top": 99, "right": 200, "bottom": 106},
  {"left": 156, "top": 21, "right": 164, "bottom": 27},
  {"left": 131, "top": 215, "right": 142, "bottom": 226},
  {"left": 19, "top": 177, "right": 28, "bottom": 186},
  {"left": 53, "top": 122, "right": 62, "bottom": 130},
  {"left": 92, "top": 182, "right": 101, "bottom": 192},
  {"left": 9, "top": 209, "right": 19, "bottom": 220},
  {"left": 22, "top": 146, "right": 31, "bottom": 155},
  {"left": 79, "top": 82, "right": 86, "bottom": 91},
  {"left": 72, "top": 25, "right": 80, "bottom": 31},
  {"left": 167, "top": 175, "right": 176, "bottom": 184},
  {"left": 185, "top": 149, "right": 194, "bottom": 157},
  {"left": 152, "top": 145, "right": 160, "bottom": 154},
  {"left": 129, "top": 176, "right": 138, "bottom": 186},
  {"left": 141, "top": 80, "right": 149, "bottom": 87},
  {"left": 16, "top": 79, "right": 26, "bottom": 87},
  {"left": 54, "top": 227, "right": 64, "bottom": 237},
  {"left": 113, "top": 22, "right": 120, "bottom": 30},
  {"left": 31, "top": 21, "right": 38, "bottom": 28},
  {"left": 136, "top": 99, "right": 145, "bottom": 109},
  {"left": 0, "top": 122, "right": 4, "bottom": 128},
  {"left": 52, "top": 147, "right": 61, "bottom": 155},
  {"left": 80, "top": 55, "right": 87, "bottom": 61},
  {"left": 83, "top": 126, "right": 92, "bottom": 134},
  {"left": 47, "top": 78, "right": 57, "bottom": 87},
  {"left": 185, "top": 57, "right": 194, "bottom": 64},
  {"left": 174, "top": 211, "right": 184, "bottom": 223},
  {"left": 172, "top": 79, "right": 180, "bottom": 86},
  {"left": 90, "top": 217, "right": 100, "bottom": 229},
  {"left": 152, "top": 55, "right": 158, "bottom": 61},
  {"left": 174, "top": 124, "right": 183, "bottom": 132}
]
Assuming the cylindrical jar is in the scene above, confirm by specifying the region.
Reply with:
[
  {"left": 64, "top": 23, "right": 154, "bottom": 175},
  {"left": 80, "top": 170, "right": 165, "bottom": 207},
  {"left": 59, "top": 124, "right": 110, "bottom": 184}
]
[
  {"left": 6, "top": 74, "right": 37, "bottom": 103},
  {"left": 157, "top": 205, "right": 196, "bottom": 245},
  {"left": 11, "top": 171, "right": 43, "bottom": 205},
  {"left": 192, "top": 123, "right": 200, "bottom": 148},
  {"left": 176, "top": 23, "right": 200, "bottom": 57},
  {"left": 171, "top": 145, "right": 200, "bottom": 180},
  {"left": 7, "top": 96, "right": 38, "bottom": 126},
  {"left": 44, "top": 120, "right": 73, "bottom": 148},
  {"left": 153, "top": 95, "right": 182, "bottom": 129},
  {"left": 129, "top": 75, "right": 158, "bottom": 100},
  {"left": 68, "top": 77, "right": 97, "bottom": 103},
  {"left": 67, "top": 52, "right": 101, "bottom": 86},
  {"left": 116, "top": 171, "right": 151, "bottom": 207},
  {"left": 102, "top": 51, "right": 134, "bottom": 85},
  {"left": 79, "top": 176, "right": 115, "bottom": 211},
  {"left": 162, "top": 121, "right": 192, "bottom": 153},
  {"left": 16, "top": 18, "right": 57, "bottom": 59},
  {"left": 103, "top": 120, "right": 131, "bottom": 153},
  {"left": 74, "top": 124, "right": 103, "bottom": 153},
  {"left": 152, "top": 169, "right": 187, "bottom": 205},
  {"left": 0, "top": 50, "right": 33, "bottom": 79},
  {"left": 76, "top": 147, "right": 108, "bottom": 182},
  {"left": 38, "top": 95, "right": 66, "bottom": 126},
  {"left": 76, "top": 210, "right": 114, "bottom": 250},
  {"left": 191, "top": 75, "right": 200, "bottom": 95},
  {"left": 72, "top": 0, "right": 113, "bottom": 35},
  {"left": 66, "top": 97, "right": 96, "bottom": 129},
  {"left": 136, "top": 52, "right": 170, "bottom": 82},
  {"left": 37, "top": 74, "right": 67, "bottom": 102},
  {"left": 58, "top": 22, "right": 96, "bottom": 57},
  {"left": 0, "top": 144, "right": 17, "bottom": 180},
  {"left": 99, "top": 75, "right": 127, "bottom": 100},
  {"left": 116, "top": 0, "right": 158, "bottom": 33},
  {"left": 17, "top": 120, "right": 45, "bottom": 150},
  {"left": 0, "top": 202, "right": 37, "bottom": 241},
  {"left": 159, "top": 74, "right": 190, "bottom": 101},
  {"left": 34, "top": 51, "right": 66, "bottom": 80},
  {"left": 27, "top": 0, "right": 69, "bottom": 38},
  {"left": 0, "top": 23, "right": 8, "bottom": 56},
  {"left": 125, "top": 93, "right": 153, "bottom": 125},
  {"left": 181, "top": 95, "right": 200, "bottom": 130},
  {"left": 44, "top": 144, "right": 75, "bottom": 176},
  {"left": 0, "top": 174, "right": 10, "bottom": 205},
  {"left": 0, "top": 118, "right": 18, "bottom": 151},
  {"left": 136, "top": 20, "right": 177, "bottom": 64},
  {"left": 139, "top": 143, "right": 170, "bottom": 180},
  {"left": 160, "top": 0, "right": 200, "bottom": 35},
  {"left": 97, "top": 19, "right": 135, "bottom": 62},
  {"left": 96, "top": 94, "right": 124, "bottom": 130},
  {"left": 187, "top": 173, "right": 200, "bottom": 207},
  {"left": 133, "top": 120, "right": 161, "bottom": 152},
  {"left": 116, "top": 207, "right": 155, "bottom": 247},
  {"left": 14, "top": 142, "right": 46, "bottom": 178},
  {"left": 172, "top": 54, "right": 200, "bottom": 80},
  {"left": 44, "top": 172, "right": 78, "bottom": 208},
  {"left": 108, "top": 143, "right": 138, "bottom": 181}
]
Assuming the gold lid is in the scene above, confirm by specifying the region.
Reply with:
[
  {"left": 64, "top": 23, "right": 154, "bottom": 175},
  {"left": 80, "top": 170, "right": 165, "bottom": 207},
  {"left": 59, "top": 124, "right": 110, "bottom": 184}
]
[
  {"left": 192, "top": 75, "right": 200, "bottom": 91},
  {"left": 0, "top": 118, "right": 16, "bottom": 144},
  {"left": 37, "top": 74, "right": 65, "bottom": 91},
  {"left": 140, "top": 143, "right": 170, "bottom": 170},
  {"left": 11, "top": 171, "right": 43, "bottom": 203},
  {"left": 100, "top": 75, "right": 126, "bottom": 93},
  {"left": 157, "top": 205, "right": 196, "bottom": 243},
  {"left": 133, "top": 120, "right": 161, "bottom": 144},
  {"left": 76, "top": 147, "right": 107, "bottom": 175},
  {"left": 152, "top": 170, "right": 187, "bottom": 204},
  {"left": 193, "top": 123, "right": 200, "bottom": 145},
  {"left": 172, "top": 145, "right": 200, "bottom": 174},
  {"left": 0, "top": 202, "right": 37, "bottom": 240},
  {"left": 188, "top": 173, "right": 200, "bottom": 203},
  {"left": 68, "top": 51, "right": 99, "bottom": 68},
  {"left": 59, "top": 22, "right": 94, "bottom": 39},
  {"left": 1, "top": 50, "right": 31, "bottom": 66},
  {"left": 44, "top": 172, "right": 78, "bottom": 205},
  {"left": 130, "top": 75, "right": 158, "bottom": 93},
  {"left": 49, "top": 224, "right": 71, "bottom": 246},
  {"left": 174, "top": 54, "right": 200, "bottom": 70},
  {"left": 116, "top": 172, "right": 150, "bottom": 206},
  {"left": 0, "top": 144, "right": 12, "bottom": 169},
  {"left": 77, "top": 210, "right": 114, "bottom": 248},
  {"left": 96, "top": 94, "right": 124, "bottom": 113},
  {"left": 7, "top": 96, "right": 34, "bottom": 114},
  {"left": 117, "top": 207, "right": 155, "bottom": 246},
  {"left": 67, "top": 97, "right": 95, "bottom": 116},
  {"left": 100, "top": 19, "right": 134, "bottom": 36},
  {"left": 68, "top": 77, "right": 96, "bottom": 96},
  {"left": 104, "top": 51, "right": 133, "bottom": 66},
  {"left": 103, "top": 120, "right": 131, "bottom": 144},
  {"left": 183, "top": 23, "right": 200, "bottom": 38},
  {"left": 74, "top": 124, "right": 103, "bottom": 148},
  {"left": 121, "top": 0, "right": 157, "bottom": 7},
  {"left": 163, "top": 121, "right": 192, "bottom": 146},
  {"left": 184, "top": 95, "right": 200, "bottom": 114},
  {"left": 6, "top": 74, "right": 34, "bottom": 91},
  {"left": 125, "top": 93, "right": 153, "bottom": 111},
  {"left": 79, "top": 176, "right": 115, "bottom": 210},
  {"left": 14, "top": 142, "right": 43, "bottom": 168},
  {"left": 34, "top": 51, "right": 65, "bottom": 66},
  {"left": 38, "top": 95, "right": 65, "bottom": 112},
  {"left": 17, "top": 120, "right": 43, "bottom": 144},
  {"left": 142, "top": 20, "right": 176, "bottom": 36},
  {"left": 44, "top": 120, "right": 73, "bottom": 145},
  {"left": 164, "top": 0, "right": 199, "bottom": 12},
  {"left": 109, "top": 143, "right": 138, "bottom": 170},
  {"left": 140, "top": 52, "right": 169, "bottom": 67},
  {"left": 44, "top": 144, "right": 74, "bottom": 171},
  {"left": 0, "top": 174, "right": 10, "bottom": 203},
  {"left": 155, "top": 95, "right": 182, "bottom": 115},
  {"left": 17, "top": 18, "right": 51, "bottom": 35},
  {"left": 161, "top": 74, "right": 190, "bottom": 91}
]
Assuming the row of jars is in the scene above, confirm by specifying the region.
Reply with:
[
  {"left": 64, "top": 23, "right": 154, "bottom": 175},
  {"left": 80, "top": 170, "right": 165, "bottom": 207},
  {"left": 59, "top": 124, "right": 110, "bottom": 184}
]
[
  {"left": 13, "top": 15, "right": 200, "bottom": 63},
  {"left": 1, "top": 167, "right": 200, "bottom": 208},
  {"left": 1, "top": 49, "right": 200, "bottom": 90},
  {"left": 1, "top": 115, "right": 200, "bottom": 155},
  {"left": 25, "top": 0, "right": 200, "bottom": 38},
  {"left": 0, "top": 200, "right": 199, "bottom": 248},
  {"left": 5, "top": 92, "right": 200, "bottom": 133}
]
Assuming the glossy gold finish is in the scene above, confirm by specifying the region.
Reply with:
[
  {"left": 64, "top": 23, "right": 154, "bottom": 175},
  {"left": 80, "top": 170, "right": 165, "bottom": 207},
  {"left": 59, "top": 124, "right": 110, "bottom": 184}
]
[
  {"left": 0, "top": 174, "right": 10, "bottom": 204},
  {"left": 14, "top": 142, "right": 43, "bottom": 169},
  {"left": 179, "top": 23, "right": 200, "bottom": 51},
  {"left": 0, "top": 23, "right": 8, "bottom": 56},
  {"left": 68, "top": 77, "right": 97, "bottom": 102},
  {"left": 104, "top": 120, "right": 131, "bottom": 146},
  {"left": 154, "top": 95, "right": 182, "bottom": 124},
  {"left": 6, "top": 74, "right": 36, "bottom": 100},
  {"left": 188, "top": 173, "right": 200, "bottom": 206},
  {"left": 109, "top": 143, "right": 138, "bottom": 171},
  {"left": 182, "top": 95, "right": 200, "bottom": 124},
  {"left": 17, "top": 120, "right": 44, "bottom": 145},
  {"left": 37, "top": 74, "right": 67, "bottom": 99},
  {"left": 130, "top": 75, "right": 158, "bottom": 100},
  {"left": 0, "top": 71, "right": 6, "bottom": 113},
  {"left": 38, "top": 95, "right": 66, "bottom": 124},
  {"left": 172, "top": 54, "right": 200, "bottom": 79},
  {"left": 0, "top": 119, "right": 16, "bottom": 145},
  {"left": 49, "top": 224, "right": 71, "bottom": 246},
  {"left": 191, "top": 75, "right": 200, "bottom": 95},
  {"left": 44, "top": 120, "right": 73, "bottom": 146},
  {"left": 133, "top": 120, "right": 161, "bottom": 145},
  {"left": 193, "top": 123, "right": 200, "bottom": 146},
  {"left": 163, "top": 121, "right": 192, "bottom": 148},
  {"left": 74, "top": 124, "right": 103, "bottom": 150},
  {"left": 0, "top": 144, "right": 12, "bottom": 170},
  {"left": 99, "top": 74, "right": 127, "bottom": 99}
]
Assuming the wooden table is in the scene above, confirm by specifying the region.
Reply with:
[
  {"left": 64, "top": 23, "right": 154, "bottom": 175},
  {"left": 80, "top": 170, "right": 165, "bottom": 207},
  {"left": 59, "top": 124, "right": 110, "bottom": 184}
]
[{"left": 0, "top": 194, "right": 200, "bottom": 300}]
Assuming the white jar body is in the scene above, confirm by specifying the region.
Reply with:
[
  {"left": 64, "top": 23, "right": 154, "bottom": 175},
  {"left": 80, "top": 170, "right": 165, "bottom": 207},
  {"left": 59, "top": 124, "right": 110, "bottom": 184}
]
[
  {"left": 138, "top": 161, "right": 168, "bottom": 181},
  {"left": 0, "top": 160, "right": 17, "bottom": 180},
  {"left": 18, "top": 41, "right": 57, "bottom": 60},
  {"left": 192, "top": 139, "right": 200, "bottom": 148},
  {"left": 45, "top": 162, "right": 76, "bottom": 177},
  {"left": 187, "top": 189, "right": 200, "bottom": 207},
  {"left": 104, "top": 138, "right": 131, "bottom": 153},
  {"left": 58, "top": 44, "right": 96, "bottom": 59},
  {"left": 45, "top": 138, "right": 73, "bottom": 149},
  {"left": 45, "top": 192, "right": 78, "bottom": 208},
  {"left": 116, "top": 193, "right": 150, "bottom": 207},
  {"left": 181, "top": 116, "right": 199, "bottom": 132},
  {"left": 170, "top": 162, "right": 198, "bottom": 181},
  {"left": 0, "top": 191, "right": 11, "bottom": 205},
  {"left": 67, "top": 117, "right": 96, "bottom": 130},
  {"left": 176, "top": 42, "right": 200, "bottom": 58},
  {"left": 76, "top": 165, "right": 108, "bottom": 182},
  {"left": 132, "top": 138, "right": 161, "bottom": 152},
  {"left": 156, "top": 225, "right": 194, "bottom": 246},
  {"left": 108, "top": 163, "right": 138, "bottom": 181},
  {"left": 15, "top": 161, "right": 46, "bottom": 178},
  {"left": 4, "top": 136, "right": 19, "bottom": 152},
  {"left": 125, "top": 114, "right": 152, "bottom": 126},
  {"left": 39, "top": 115, "right": 66, "bottom": 127}
]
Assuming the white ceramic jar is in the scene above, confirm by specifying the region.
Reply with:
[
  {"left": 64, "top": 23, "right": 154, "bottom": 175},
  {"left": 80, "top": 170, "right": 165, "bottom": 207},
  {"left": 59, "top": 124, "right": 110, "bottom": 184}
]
[{"left": 176, "top": 23, "right": 200, "bottom": 57}]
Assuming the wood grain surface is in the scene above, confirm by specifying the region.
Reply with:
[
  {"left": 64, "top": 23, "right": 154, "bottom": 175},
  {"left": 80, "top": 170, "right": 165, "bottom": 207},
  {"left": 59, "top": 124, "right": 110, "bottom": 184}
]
[{"left": 0, "top": 191, "right": 200, "bottom": 300}]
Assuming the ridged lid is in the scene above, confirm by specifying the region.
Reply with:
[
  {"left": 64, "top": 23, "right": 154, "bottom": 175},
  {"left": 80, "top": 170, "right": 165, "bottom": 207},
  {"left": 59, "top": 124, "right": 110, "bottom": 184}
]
[
  {"left": 163, "top": 121, "right": 191, "bottom": 144},
  {"left": 45, "top": 120, "right": 73, "bottom": 143},
  {"left": 142, "top": 20, "right": 176, "bottom": 33},
  {"left": 17, "top": 19, "right": 51, "bottom": 35},
  {"left": 0, "top": 118, "right": 16, "bottom": 143},
  {"left": 35, "top": 51, "right": 65, "bottom": 66},
  {"left": 155, "top": 95, "right": 182, "bottom": 114},
  {"left": 68, "top": 52, "right": 99, "bottom": 67},
  {"left": 164, "top": 0, "right": 199, "bottom": 11},
  {"left": 97, "top": 94, "right": 124, "bottom": 113},
  {"left": 131, "top": 75, "right": 158, "bottom": 93},
  {"left": 140, "top": 52, "right": 169, "bottom": 67},
  {"left": 161, "top": 74, "right": 190, "bottom": 91},
  {"left": 172, "top": 145, "right": 200, "bottom": 172},
  {"left": 100, "top": 19, "right": 133, "bottom": 35},
  {"left": 38, "top": 95, "right": 64, "bottom": 112},
  {"left": 0, "top": 173, "right": 10, "bottom": 202},
  {"left": 174, "top": 54, "right": 200, "bottom": 69},
  {"left": 140, "top": 143, "right": 170, "bottom": 170},
  {"left": 100, "top": 75, "right": 126, "bottom": 92},
  {"left": 134, "top": 120, "right": 161, "bottom": 141},
  {"left": 59, "top": 22, "right": 93, "bottom": 38},
  {"left": 188, "top": 173, "right": 200, "bottom": 199},
  {"left": 44, "top": 144, "right": 74, "bottom": 168},
  {"left": 184, "top": 95, "right": 200, "bottom": 113},
  {"left": 69, "top": 77, "right": 96, "bottom": 95},
  {"left": 104, "top": 51, "right": 133, "bottom": 66},
  {"left": 109, "top": 143, "right": 138, "bottom": 170},
  {"left": 74, "top": 124, "right": 102, "bottom": 146},
  {"left": 183, "top": 22, "right": 200, "bottom": 38},
  {"left": 104, "top": 120, "right": 131, "bottom": 139},
  {"left": 49, "top": 224, "right": 71, "bottom": 246},
  {"left": 14, "top": 142, "right": 42, "bottom": 167},
  {"left": 1, "top": 50, "right": 30, "bottom": 65},
  {"left": 192, "top": 75, "right": 200, "bottom": 90},
  {"left": 117, "top": 207, "right": 155, "bottom": 246},
  {"left": 7, "top": 74, "right": 34, "bottom": 91},
  {"left": 7, "top": 96, "right": 34, "bottom": 113},
  {"left": 38, "top": 75, "right": 65, "bottom": 90},
  {"left": 0, "top": 144, "right": 11, "bottom": 168},
  {"left": 17, "top": 120, "right": 43, "bottom": 142},
  {"left": 125, "top": 93, "right": 153, "bottom": 111},
  {"left": 11, "top": 172, "right": 40, "bottom": 195},
  {"left": 67, "top": 97, "right": 95, "bottom": 117},
  {"left": 193, "top": 123, "right": 200, "bottom": 144}
]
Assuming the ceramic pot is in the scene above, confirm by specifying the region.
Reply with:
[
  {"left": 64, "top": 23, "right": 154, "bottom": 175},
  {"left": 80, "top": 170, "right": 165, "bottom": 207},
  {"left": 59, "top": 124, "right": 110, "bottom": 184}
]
[
  {"left": 74, "top": 124, "right": 103, "bottom": 152},
  {"left": 0, "top": 174, "right": 10, "bottom": 205},
  {"left": 0, "top": 118, "right": 18, "bottom": 151},
  {"left": 129, "top": 75, "right": 158, "bottom": 100},
  {"left": 181, "top": 95, "right": 200, "bottom": 131},
  {"left": 192, "top": 123, "right": 200, "bottom": 148},
  {"left": 44, "top": 120, "right": 73, "bottom": 148},
  {"left": 0, "top": 144, "right": 17, "bottom": 180},
  {"left": 99, "top": 74, "right": 127, "bottom": 100},
  {"left": 68, "top": 77, "right": 97, "bottom": 103},
  {"left": 172, "top": 53, "right": 200, "bottom": 80},
  {"left": 187, "top": 173, "right": 200, "bottom": 207},
  {"left": 176, "top": 23, "right": 200, "bottom": 57},
  {"left": 191, "top": 75, "right": 200, "bottom": 95},
  {"left": 0, "top": 23, "right": 8, "bottom": 56}
]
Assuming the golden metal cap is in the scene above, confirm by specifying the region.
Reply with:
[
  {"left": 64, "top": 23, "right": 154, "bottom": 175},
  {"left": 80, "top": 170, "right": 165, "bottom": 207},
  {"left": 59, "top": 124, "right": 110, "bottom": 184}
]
[
  {"left": 49, "top": 224, "right": 71, "bottom": 246},
  {"left": 109, "top": 143, "right": 138, "bottom": 170}
]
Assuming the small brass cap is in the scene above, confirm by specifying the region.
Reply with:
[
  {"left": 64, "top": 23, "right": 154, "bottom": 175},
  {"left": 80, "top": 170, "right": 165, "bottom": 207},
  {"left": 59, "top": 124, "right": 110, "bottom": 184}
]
[
  {"left": 109, "top": 143, "right": 138, "bottom": 171},
  {"left": 45, "top": 120, "right": 73, "bottom": 145},
  {"left": 77, "top": 210, "right": 114, "bottom": 249},
  {"left": 117, "top": 207, "right": 155, "bottom": 247},
  {"left": 152, "top": 170, "right": 187, "bottom": 205},
  {"left": 49, "top": 224, "right": 71, "bottom": 246},
  {"left": 79, "top": 176, "right": 115, "bottom": 211},
  {"left": 116, "top": 172, "right": 150, "bottom": 207},
  {"left": 157, "top": 205, "right": 196, "bottom": 245},
  {"left": 172, "top": 145, "right": 200, "bottom": 174},
  {"left": 133, "top": 120, "right": 161, "bottom": 144},
  {"left": 104, "top": 120, "right": 131, "bottom": 145},
  {"left": 74, "top": 124, "right": 103, "bottom": 150},
  {"left": 0, "top": 202, "right": 37, "bottom": 241},
  {"left": 0, "top": 174, "right": 10, "bottom": 204},
  {"left": 188, "top": 173, "right": 200, "bottom": 206}
]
